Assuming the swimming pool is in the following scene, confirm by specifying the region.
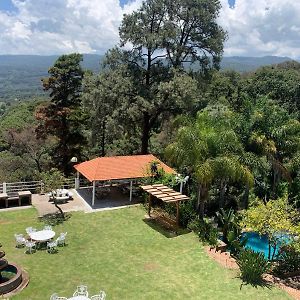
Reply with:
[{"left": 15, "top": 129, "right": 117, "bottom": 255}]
[{"left": 241, "top": 231, "right": 292, "bottom": 259}]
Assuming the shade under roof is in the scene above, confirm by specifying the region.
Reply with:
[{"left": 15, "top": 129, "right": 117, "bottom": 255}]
[{"left": 74, "top": 154, "right": 175, "bottom": 182}]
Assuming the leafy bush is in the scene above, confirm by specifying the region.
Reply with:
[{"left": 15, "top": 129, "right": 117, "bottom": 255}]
[
  {"left": 237, "top": 249, "right": 270, "bottom": 285},
  {"left": 188, "top": 218, "right": 219, "bottom": 247},
  {"left": 227, "top": 230, "right": 248, "bottom": 256},
  {"left": 273, "top": 242, "right": 300, "bottom": 276},
  {"left": 179, "top": 199, "right": 197, "bottom": 227}
]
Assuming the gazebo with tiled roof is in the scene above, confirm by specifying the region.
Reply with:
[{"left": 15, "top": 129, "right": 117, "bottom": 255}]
[{"left": 74, "top": 154, "right": 176, "bottom": 206}]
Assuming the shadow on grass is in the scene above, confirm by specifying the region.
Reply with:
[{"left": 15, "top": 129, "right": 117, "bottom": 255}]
[
  {"left": 143, "top": 217, "right": 190, "bottom": 238},
  {"left": 39, "top": 212, "right": 71, "bottom": 226},
  {"left": 238, "top": 277, "right": 273, "bottom": 290}
]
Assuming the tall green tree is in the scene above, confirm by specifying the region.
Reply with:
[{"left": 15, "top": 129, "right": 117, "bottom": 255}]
[
  {"left": 36, "top": 54, "right": 85, "bottom": 174},
  {"left": 166, "top": 106, "right": 253, "bottom": 218},
  {"left": 84, "top": 0, "right": 226, "bottom": 154}
]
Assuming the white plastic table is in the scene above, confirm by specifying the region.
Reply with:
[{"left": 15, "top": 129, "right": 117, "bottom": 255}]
[
  {"left": 68, "top": 296, "right": 90, "bottom": 300},
  {"left": 29, "top": 230, "right": 55, "bottom": 242}
]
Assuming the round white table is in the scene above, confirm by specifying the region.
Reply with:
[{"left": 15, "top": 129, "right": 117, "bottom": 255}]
[
  {"left": 29, "top": 230, "right": 55, "bottom": 242},
  {"left": 68, "top": 296, "right": 90, "bottom": 300}
]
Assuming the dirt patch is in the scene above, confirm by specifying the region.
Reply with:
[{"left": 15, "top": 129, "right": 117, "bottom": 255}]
[{"left": 143, "top": 263, "right": 159, "bottom": 272}]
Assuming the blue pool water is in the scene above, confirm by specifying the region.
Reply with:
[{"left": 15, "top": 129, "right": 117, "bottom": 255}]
[{"left": 241, "top": 231, "right": 291, "bottom": 260}]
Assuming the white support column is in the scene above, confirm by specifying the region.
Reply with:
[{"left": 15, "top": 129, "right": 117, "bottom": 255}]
[
  {"left": 75, "top": 171, "right": 80, "bottom": 189},
  {"left": 3, "top": 182, "right": 6, "bottom": 193},
  {"left": 92, "top": 181, "right": 96, "bottom": 206},
  {"left": 129, "top": 180, "right": 133, "bottom": 202},
  {"left": 180, "top": 181, "right": 183, "bottom": 194}
]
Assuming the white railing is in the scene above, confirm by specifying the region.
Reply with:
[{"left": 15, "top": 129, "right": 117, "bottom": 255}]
[{"left": 0, "top": 178, "right": 77, "bottom": 197}]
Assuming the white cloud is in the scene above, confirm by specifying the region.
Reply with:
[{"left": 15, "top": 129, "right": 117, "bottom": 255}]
[
  {"left": 0, "top": 0, "right": 141, "bottom": 55},
  {"left": 219, "top": 0, "right": 300, "bottom": 58},
  {"left": 1, "top": 0, "right": 300, "bottom": 58}
]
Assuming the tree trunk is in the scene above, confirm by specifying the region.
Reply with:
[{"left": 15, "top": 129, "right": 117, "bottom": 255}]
[
  {"left": 141, "top": 113, "right": 150, "bottom": 154},
  {"left": 243, "top": 184, "right": 250, "bottom": 209},
  {"left": 54, "top": 199, "right": 65, "bottom": 220},
  {"left": 34, "top": 158, "right": 42, "bottom": 173},
  {"left": 197, "top": 184, "right": 207, "bottom": 220},
  {"left": 219, "top": 180, "right": 227, "bottom": 208},
  {"left": 50, "top": 193, "right": 65, "bottom": 220}
]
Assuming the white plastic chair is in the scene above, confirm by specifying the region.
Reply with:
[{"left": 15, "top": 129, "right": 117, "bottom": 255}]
[
  {"left": 57, "top": 232, "right": 67, "bottom": 246},
  {"left": 47, "top": 239, "right": 58, "bottom": 253},
  {"left": 44, "top": 225, "right": 52, "bottom": 231},
  {"left": 49, "top": 294, "right": 67, "bottom": 300},
  {"left": 91, "top": 291, "right": 106, "bottom": 300},
  {"left": 24, "top": 240, "right": 36, "bottom": 254},
  {"left": 14, "top": 234, "right": 26, "bottom": 248},
  {"left": 50, "top": 293, "right": 58, "bottom": 300},
  {"left": 73, "top": 285, "right": 88, "bottom": 297},
  {"left": 26, "top": 227, "right": 37, "bottom": 234}
]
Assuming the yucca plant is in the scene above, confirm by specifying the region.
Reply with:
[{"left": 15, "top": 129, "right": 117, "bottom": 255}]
[{"left": 237, "top": 249, "right": 270, "bottom": 285}]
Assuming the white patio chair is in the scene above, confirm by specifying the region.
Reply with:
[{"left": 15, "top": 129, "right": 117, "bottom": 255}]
[
  {"left": 57, "top": 232, "right": 67, "bottom": 246},
  {"left": 50, "top": 293, "right": 58, "bottom": 300},
  {"left": 14, "top": 234, "right": 26, "bottom": 248},
  {"left": 24, "top": 240, "right": 36, "bottom": 254},
  {"left": 73, "top": 285, "right": 88, "bottom": 297},
  {"left": 44, "top": 225, "right": 52, "bottom": 231},
  {"left": 50, "top": 294, "right": 67, "bottom": 300},
  {"left": 91, "top": 291, "right": 106, "bottom": 300},
  {"left": 26, "top": 227, "right": 37, "bottom": 235},
  {"left": 47, "top": 239, "right": 58, "bottom": 253}
]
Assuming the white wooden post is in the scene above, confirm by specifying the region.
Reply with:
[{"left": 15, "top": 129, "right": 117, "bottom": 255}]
[
  {"left": 3, "top": 182, "right": 6, "bottom": 193},
  {"left": 180, "top": 181, "right": 183, "bottom": 194},
  {"left": 92, "top": 180, "right": 96, "bottom": 206},
  {"left": 129, "top": 180, "right": 133, "bottom": 202},
  {"left": 75, "top": 171, "right": 80, "bottom": 189}
]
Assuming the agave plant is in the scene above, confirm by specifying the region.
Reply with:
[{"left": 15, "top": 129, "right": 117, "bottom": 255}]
[{"left": 216, "top": 208, "right": 238, "bottom": 244}]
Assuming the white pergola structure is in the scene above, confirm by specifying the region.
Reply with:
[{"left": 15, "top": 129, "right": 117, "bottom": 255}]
[{"left": 74, "top": 154, "right": 175, "bottom": 206}]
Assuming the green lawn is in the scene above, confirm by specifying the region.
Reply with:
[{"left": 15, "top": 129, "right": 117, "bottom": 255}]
[{"left": 0, "top": 206, "right": 291, "bottom": 300}]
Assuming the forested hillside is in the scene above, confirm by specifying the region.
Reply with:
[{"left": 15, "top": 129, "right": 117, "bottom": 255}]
[
  {"left": 0, "top": 54, "right": 294, "bottom": 103},
  {"left": 0, "top": 0, "right": 300, "bottom": 216}
]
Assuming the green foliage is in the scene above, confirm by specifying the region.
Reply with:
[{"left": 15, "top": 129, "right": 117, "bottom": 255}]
[
  {"left": 216, "top": 208, "right": 237, "bottom": 243},
  {"left": 237, "top": 249, "right": 270, "bottom": 286},
  {"left": 274, "top": 241, "right": 300, "bottom": 276},
  {"left": 166, "top": 106, "right": 253, "bottom": 216},
  {"left": 0, "top": 100, "right": 40, "bottom": 132},
  {"left": 241, "top": 195, "right": 300, "bottom": 259},
  {"left": 37, "top": 54, "right": 86, "bottom": 174},
  {"left": 40, "top": 168, "right": 66, "bottom": 193},
  {"left": 188, "top": 217, "right": 219, "bottom": 247}
]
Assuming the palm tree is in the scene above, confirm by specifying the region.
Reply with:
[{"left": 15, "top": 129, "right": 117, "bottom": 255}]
[{"left": 166, "top": 106, "right": 253, "bottom": 218}]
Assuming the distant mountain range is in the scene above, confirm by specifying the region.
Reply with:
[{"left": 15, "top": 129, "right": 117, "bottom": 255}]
[{"left": 0, "top": 54, "right": 295, "bottom": 102}]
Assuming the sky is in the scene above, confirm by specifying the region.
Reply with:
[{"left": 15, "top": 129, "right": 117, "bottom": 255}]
[{"left": 0, "top": 0, "right": 299, "bottom": 58}]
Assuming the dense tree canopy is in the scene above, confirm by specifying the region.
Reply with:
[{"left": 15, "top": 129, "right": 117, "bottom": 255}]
[
  {"left": 83, "top": 0, "right": 226, "bottom": 154},
  {"left": 36, "top": 54, "right": 86, "bottom": 174}
]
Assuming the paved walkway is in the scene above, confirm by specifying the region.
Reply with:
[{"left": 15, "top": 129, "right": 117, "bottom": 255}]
[{"left": 32, "top": 190, "right": 91, "bottom": 217}]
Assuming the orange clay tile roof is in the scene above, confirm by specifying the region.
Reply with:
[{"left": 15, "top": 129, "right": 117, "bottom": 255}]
[{"left": 74, "top": 154, "right": 176, "bottom": 182}]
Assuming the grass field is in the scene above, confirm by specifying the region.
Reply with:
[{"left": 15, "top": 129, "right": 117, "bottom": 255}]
[{"left": 0, "top": 206, "right": 291, "bottom": 300}]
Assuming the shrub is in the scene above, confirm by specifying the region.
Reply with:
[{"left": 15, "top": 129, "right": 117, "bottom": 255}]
[
  {"left": 237, "top": 249, "right": 270, "bottom": 285},
  {"left": 188, "top": 218, "right": 219, "bottom": 247},
  {"left": 179, "top": 199, "right": 197, "bottom": 227},
  {"left": 273, "top": 242, "right": 300, "bottom": 276}
]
